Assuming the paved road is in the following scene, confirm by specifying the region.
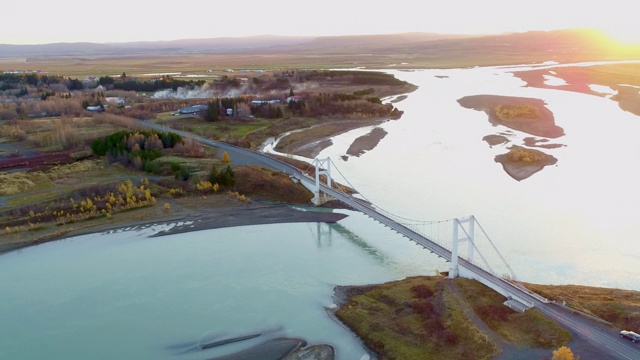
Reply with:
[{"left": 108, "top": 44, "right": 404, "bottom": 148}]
[
  {"left": 535, "top": 303, "right": 640, "bottom": 360},
  {"left": 138, "top": 121, "right": 640, "bottom": 360},
  {"left": 140, "top": 121, "right": 302, "bottom": 174}
]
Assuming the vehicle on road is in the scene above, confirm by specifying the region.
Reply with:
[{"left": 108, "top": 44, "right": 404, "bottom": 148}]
[{"left": 620, "top": 330, "right": 640, "bottom": 343}]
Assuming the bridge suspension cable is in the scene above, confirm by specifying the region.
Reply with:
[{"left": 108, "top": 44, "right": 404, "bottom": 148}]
[
  {"left": 315, "top": 157, "right": 518, "bottom": 281},
  {"left": 325, "top": 158, "right": 448, "bottom": 226}
]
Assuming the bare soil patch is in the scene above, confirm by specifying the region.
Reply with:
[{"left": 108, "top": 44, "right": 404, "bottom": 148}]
[{"left": 458, "top": 95, "right": 563, "bottom": 138}]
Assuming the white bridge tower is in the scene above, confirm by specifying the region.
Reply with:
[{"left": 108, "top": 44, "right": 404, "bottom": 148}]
[
  {"left": 312, "top": 157, "right": 334, "bottom": 205},
  {"left": 449, "top": 216, "right": 476, "bottom": 278}
]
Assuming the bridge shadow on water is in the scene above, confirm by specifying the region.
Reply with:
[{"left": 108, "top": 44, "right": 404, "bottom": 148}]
[{"left": 310, "top": 221, "right": 392, "bottom": 266}]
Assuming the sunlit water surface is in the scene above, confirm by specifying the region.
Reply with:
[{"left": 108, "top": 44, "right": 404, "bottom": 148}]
[{"left": 313, "top": 63, "right": 640, "bottom": 290}]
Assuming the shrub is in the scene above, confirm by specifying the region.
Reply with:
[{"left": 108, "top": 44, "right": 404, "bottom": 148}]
[
  {"left": 411, "top": 284, "right": 435, "bottom": 299},
  {"left": 175, "top": 166, "right": 192, "bottom": 181},
  {"left": 495, "top": 104, "right": 540, "bottom": 120}
]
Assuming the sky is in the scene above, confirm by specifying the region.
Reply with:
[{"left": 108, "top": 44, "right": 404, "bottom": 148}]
[{"left": 3, "top": 0, "right": 639, "bottom": 45}]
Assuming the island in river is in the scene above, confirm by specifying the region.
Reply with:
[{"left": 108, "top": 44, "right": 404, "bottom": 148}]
[{"left": 457, "top": 95, "right": 564, "bottom": 181}]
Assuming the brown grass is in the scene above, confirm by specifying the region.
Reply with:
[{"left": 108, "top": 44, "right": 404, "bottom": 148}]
[{"left": 2, "top": 116, "right": 140, "bottom": 152}]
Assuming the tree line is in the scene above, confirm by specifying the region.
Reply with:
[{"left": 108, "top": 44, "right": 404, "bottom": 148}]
[{"left": 97, "top": 75, "right": 205, "bottom": 92}]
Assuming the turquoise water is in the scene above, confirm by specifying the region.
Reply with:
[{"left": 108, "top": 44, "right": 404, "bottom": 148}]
[{"left": 0, "top": 210, "right": 448, "bottom": 360}]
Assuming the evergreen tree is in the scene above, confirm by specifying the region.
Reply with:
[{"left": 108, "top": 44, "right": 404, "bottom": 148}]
[
  {"left": 204, "top": 100, "right": 220, "bottom": 122},
  {"left": 208, "top": 165, "right": 219, "bottom": 184}
]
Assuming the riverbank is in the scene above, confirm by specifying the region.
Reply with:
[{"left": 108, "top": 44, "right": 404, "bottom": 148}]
[{"left": 0, "top": 196, "right": 347, "bottom": 256}]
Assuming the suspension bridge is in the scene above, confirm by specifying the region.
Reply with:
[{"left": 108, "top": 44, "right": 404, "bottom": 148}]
[
  {"left": 140, "top": 121, "right": 640, "bottom": 360},
  {"left": 293, "top": 157, "right": 548, "bottom": 313},
  {"left": 141, "top": 121, "right": 545, "bottom": 311}
]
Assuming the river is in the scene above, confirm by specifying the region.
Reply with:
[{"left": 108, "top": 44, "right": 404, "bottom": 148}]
[
  {"left": 310, "top": 62, "right": 640, "bottom": 290},
  {"left": 264, "top": 61, "right": 640, "bottom": 290},
  {"left": 1, "top": 61, "right": 639, "bottom": 359}
]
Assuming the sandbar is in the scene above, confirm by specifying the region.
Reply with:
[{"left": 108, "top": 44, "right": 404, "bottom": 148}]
[{"left": 0, "top": 201, "right": 348, "bottom": 255}]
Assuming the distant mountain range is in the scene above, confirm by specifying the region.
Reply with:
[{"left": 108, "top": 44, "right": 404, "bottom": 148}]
[{"left": 2, "top": 29, "right": 638, "bottom": 63}]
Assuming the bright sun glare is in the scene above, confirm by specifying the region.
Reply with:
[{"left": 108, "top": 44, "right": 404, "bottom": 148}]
[{"left": 601, "top": 26, "right": 640, "bottom": 46}]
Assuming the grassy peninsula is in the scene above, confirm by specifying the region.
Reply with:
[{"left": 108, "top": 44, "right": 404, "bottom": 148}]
[{"left": 334, "top": 276, "right": 573, "bottom": 360}]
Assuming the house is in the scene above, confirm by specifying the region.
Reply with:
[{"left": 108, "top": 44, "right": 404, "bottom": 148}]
[
  {"left": 178, "top": 105, "right": 209, "bottom": 115},
  {"left": 105, "top": 97, "right": 125, "bottom": 106},
  {"left": 251, "top": 99, "right": 281, "bottom": 106}
]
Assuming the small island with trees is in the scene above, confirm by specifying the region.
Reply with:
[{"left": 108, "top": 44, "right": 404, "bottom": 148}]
[{"left": 457, "top": 95, "right": 564, "bottom": 181}]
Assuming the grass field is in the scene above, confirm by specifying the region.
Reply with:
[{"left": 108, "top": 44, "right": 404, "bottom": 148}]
[{"left": 155, "top": 115, "right": 274, "bottom": 143}]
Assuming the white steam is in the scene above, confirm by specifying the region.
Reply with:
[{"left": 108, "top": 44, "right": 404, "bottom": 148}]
[{"left": 151, "top": 83, "right": 248, "bottom": 99}]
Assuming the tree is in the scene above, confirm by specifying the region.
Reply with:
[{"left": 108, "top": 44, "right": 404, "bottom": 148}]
[
  {"left": 67, "top": 78, "right": 83, "bottom": 91},
  {"left": 208, "top": 164, "right": 235, "bottom": 187},
  {"left": 98, "top": 76, "right": 114, "bottom": 87},
  {"left": 204, "top": 100, "right": 219, "bottom": 122},
  {"left": 289, "top": 88, "right": 294, "bottom": 96},
  {"left": 222, "top": 151, "right": 231, "bottom": 163},
  {"left": 208, "top": 165, "right": 219, "bottom": 184},
  {"left": 552, "top": 346, "right": 578, "bottom": 360}
]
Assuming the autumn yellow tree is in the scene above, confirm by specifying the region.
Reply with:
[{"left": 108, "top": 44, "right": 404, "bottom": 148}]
[
  {"left": 552, "top": 346, "right": 578, "bottom": 360},
  {"left": 222, "top": 151, "right": 231, "bottom": 163}
]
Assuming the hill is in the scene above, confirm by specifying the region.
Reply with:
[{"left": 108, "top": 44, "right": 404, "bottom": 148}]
[{"left": 2, "top": 29, "right": 639, "bottom": 68}]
